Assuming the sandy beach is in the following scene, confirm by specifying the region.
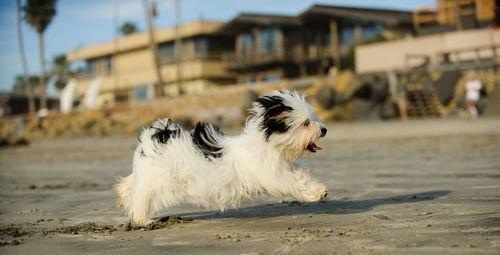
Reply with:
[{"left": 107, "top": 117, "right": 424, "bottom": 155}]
[{"left": 0, "top": 117, "right": 499, "bottom": 254}]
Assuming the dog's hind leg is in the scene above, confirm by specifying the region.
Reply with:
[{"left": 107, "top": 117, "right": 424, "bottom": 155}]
[
  {"left": 129, "top": 175, "right": 156, "bottom": 225},
  {"left": 114, "top": 174, "right": 153, "bottom": 225},
  {"left": 114, "top": 174, "right": 135, "bottom": 209}
]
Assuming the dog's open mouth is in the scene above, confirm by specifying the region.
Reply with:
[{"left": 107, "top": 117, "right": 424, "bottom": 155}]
[{"left": 307, "top": 143, "right": 322, "bottom": 153}]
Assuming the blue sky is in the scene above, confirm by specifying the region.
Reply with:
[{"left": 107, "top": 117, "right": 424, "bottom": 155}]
[{"left": 0, "top": 0, "right": 436, "bottom": 92}]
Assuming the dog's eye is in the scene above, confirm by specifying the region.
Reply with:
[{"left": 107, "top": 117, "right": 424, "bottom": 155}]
[{"left": 303, "top": 119, "right": 310, "bottom": 127}]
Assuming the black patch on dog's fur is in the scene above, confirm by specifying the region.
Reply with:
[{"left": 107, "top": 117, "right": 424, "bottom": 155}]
[
  {"left": 192, "top": 122, "right": 224, "bottom": 160},
  {"left": 255, "top": 95, "right": 293, "bottom": 140},
  {"left": 150, "top": 119, "right": 180, "bottom": 144},
  {"left": 138, "top": 147, "right": 145, "bottom": 157}
]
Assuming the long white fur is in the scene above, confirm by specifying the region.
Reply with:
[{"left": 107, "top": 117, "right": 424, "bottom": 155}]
[{"left": 114, "top": 90, "right": 328, "bottom": 225}]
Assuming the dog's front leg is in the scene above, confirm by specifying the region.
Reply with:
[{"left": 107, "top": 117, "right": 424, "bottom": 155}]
[
  {"left": 289, "top": 166, "right": 328, "bottom": 202},
  {"left": 265, "top": 166, "right": 328, "bottom": 202}
]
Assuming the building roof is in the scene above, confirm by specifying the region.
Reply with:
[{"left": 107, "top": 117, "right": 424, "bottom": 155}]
[
  {"left": 300, "top": 5, "right": 413, "bottom": 27},
  {"left": 217, "top": 13, "right": 300, "bottom": 34},
  {"left": 67, "top": 20, "right": 224, "bottom": 61},
  {"left": 67, "top": 4, "right": 417, "bottom": 61},
  {"left": 218, "top": 5, "right": 414, "bottom": 35}
]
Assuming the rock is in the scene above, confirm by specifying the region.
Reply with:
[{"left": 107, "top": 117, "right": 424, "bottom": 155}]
[
  {"left": 483, "top": 86, "right": 500, "bottom": 117},
  {"left": 241, "top": 89, "right": 259, "bottom": 116},
  {"left": 433, "top": 70, "right": 460, "bottom": 106},
  {"left": 446, "top": 108, "right": 463, "bottom": 117},
  {"left": 315, "top": 86, "right": 336, "bottom": 109},
  {"left": 372, "top": 76, "right": 389, "bottom": 103},
  {"left": 456, "top": 95, "right": 467, "bottom": 109},
  {"left": 350, "top": 99, "right": 379, "bottom": 121},
  {"left": 334, "top": 92, "right": 348, "bottom": 106},
  {"left": 352, "top": 83, "right": 372, "bottom": 101},
  {"left": 476, "top": 98, "right": 487, "bottom": 115},
  {"left": 379, "top": 101, "right": 396, "bottom": 120},
  {"left": 0, "top": 118, "right": 30, "bottom": 147}
]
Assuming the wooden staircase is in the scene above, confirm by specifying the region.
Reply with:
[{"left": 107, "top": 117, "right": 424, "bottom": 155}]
[
  {"left": 405, "top": 72, "right": 442, "bottom": 117},
  {"left": 406, "top": 85, "right": 442, "bottom": 117}
]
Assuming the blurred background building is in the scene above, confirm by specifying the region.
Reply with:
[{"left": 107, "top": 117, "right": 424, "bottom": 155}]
[
  {"left": 65, "top": 4, "right": 420, "bottom": 106},
  {"left": 67, "top": 20, "right": 235, "bottom": 105},
  {"left": 219, "top": 6, "right": 413, "bottom": 83},
  {"left": 60, "top": 0, "right": 498, "bottom": 109}
]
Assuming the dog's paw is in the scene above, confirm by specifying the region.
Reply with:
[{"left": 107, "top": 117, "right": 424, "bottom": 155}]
[
  {"left": 134, "top": 217, "right": 154, "bottom": 226},
  {"left": 318, "top": 190, "right": 328, "bottom": 201},
  {"left": 311, "top": 189, "right": 328, "bottom": 202},
  {"left": 302, "top": 183, "right": 328, "bottom": 202}
]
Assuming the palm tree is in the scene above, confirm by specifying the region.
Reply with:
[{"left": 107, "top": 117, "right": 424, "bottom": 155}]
[
  {"left": 23, "top": 0, "right": 57, "bottom": 110},
  {"left": 50, "top": 53, "right": 70, "bottom": 90},
  {"left": 120, "top": 22, "right": 137, "bottom": 36},
  {"left": 12, "top": 75, "right": 40, "bottom": 96},
  {"left": 16, "top": 0, "right": 35, "bottom": 117}
]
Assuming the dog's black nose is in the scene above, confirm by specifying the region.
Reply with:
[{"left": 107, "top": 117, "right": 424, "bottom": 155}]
[{"left": 321, "top": 128, "right": 327, "bottom": 137}]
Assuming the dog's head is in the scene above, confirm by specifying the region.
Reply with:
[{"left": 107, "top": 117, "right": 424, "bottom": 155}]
[{"left": 249, "top": 90, "right": 327, "bottom": 162}]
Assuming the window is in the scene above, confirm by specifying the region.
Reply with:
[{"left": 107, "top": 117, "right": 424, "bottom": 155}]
[
  {"left": 263, "top": 73, "right": 280, "bottom": 82},
  {"left": 84, "top": 55, "right": 112, "bottom": 75},
  {"left": 341, "top": 28, "right": 355, "bottom": 47},
  {"left": 362, "top": 23, "right": 383, "bottom": 39},
  {"left": 106, "top": 55, "right": 112, "bottom": 72},
  {"left": 342, "top": 23, "right": 383, "bottom": 46},
  {"left": 260, "top": 28, "right": 278, "bottom": 55},
  {"left": 239, "top": 33, "right": 254, "bottom": 57},
  {"left": 158, "top": 42, "right": 174, "bottom": 63},
  {"left": 133, "top": 84, "right": 155, "bottom": 101},
  {"left": 114, "top": 92, "right": 129, "bottom": 103},
  {"left": 194, "top": 37, "right": 208, "bottom": 57},
  {"left": 242, "top": 76, "right": 257, "bottom": 84}
]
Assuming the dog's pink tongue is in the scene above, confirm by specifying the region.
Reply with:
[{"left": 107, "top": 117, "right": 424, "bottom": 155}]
[{"left": 312, "top": 143, "right": 322, "bottom": 150}]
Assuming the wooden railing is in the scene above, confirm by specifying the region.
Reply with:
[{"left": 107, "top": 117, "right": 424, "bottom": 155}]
[
  {"left": 221, "top": 45, "right": 334, "bottom": 68},
  {"left": 405, "top": 44, "right": 500, "bottom": 71},
  {"left": 159, "top": 52, "right": 224, "bottom": 65},
  {"left": 413, "top": 0, "right": 481, "bottom": 31}
]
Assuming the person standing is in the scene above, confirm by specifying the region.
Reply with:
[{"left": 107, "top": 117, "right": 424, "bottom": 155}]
[{"left": 465, "top": 73, "right": 482, "bottom": 118}]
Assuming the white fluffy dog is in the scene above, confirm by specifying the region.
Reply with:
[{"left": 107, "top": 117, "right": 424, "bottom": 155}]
[{"left": 115, "top": 90, "right": 328, "bottom": 225}]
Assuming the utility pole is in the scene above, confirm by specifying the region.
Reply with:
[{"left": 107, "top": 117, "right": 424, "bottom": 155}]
[
  {"left": 16, "top": 0, "right": 35, "bottom": 117},
  {"left": 175, "top": 0, "right": 183, "bottom": 95},
  {"left": 329, "top": 19, "right": 341, "bottom": 70},
  {"left": 453, "top": 0, "right": 463, "bottom": 31},
  {"left": 113, "top": 0, "right": 120, "bottom": 102},
  {"left": 142, "top": 0, "right": 165, "bottom": 97}
]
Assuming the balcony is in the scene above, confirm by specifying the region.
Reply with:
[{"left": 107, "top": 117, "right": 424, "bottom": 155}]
[
  {"left": 222, "top": 45, "right": 334, "bottom": 70},
  {"left": 159, "top": 51, "right": 223, "bottom": 65}
]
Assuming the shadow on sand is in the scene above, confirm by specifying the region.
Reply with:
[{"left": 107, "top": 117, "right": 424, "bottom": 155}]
[{"left": 171, "top": 190, "right": 450, "bottom": 220}]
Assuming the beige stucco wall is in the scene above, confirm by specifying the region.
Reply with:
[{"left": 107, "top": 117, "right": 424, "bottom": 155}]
[
  {"left": 67, "top": 20, "right": 223, "bottom": 61},
  {"left": 67, "top": 20, "right": 236, "bottom": 107},
  {"left": 355, "top": 28, "right": 500, "bottom": 74},
  {"left": 73, "top": 56, "right": 235, "bottom": 107}
]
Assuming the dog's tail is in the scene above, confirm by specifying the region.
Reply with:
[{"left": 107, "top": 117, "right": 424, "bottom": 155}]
[{"left": 114, "top": 175, "right": 135, "bottom": 212}]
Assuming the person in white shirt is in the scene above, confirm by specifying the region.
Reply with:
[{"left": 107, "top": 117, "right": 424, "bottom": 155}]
[{"left": 465, "top": 74, "right": 482, "bottom": 118}]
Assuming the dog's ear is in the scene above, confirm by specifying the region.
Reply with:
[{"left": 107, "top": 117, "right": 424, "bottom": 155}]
[
  {"left": 191, "top": 122, "right": 224, "bottom": 160},
  {"left": 255, "top": 95, "right": 293, "bottom": 140},
  {"left": 149, "top": 119, "right": 180, "bottom": 144}
]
